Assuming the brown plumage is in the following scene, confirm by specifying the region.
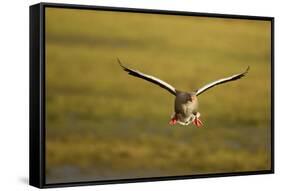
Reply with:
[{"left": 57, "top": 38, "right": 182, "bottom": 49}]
[{"left": 118, "top": 58, "right": 249, "bottom": 127}]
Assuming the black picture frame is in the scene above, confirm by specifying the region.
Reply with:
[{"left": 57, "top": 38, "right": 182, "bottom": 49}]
[{"left": 29, "top": 2, "right": 275, "bottom": 188}]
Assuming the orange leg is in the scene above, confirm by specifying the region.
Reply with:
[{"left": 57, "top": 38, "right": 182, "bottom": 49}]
[{"left": 193, "top": 117, "right": 203, "bottom": 128}]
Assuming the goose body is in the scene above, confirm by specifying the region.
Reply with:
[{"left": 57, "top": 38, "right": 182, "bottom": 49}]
[
  {"left": 118, "top": 58, "right": 249, "bottom": 127},
  {"left": 172, "top": 91, "right": 200, "bottom": 126}
]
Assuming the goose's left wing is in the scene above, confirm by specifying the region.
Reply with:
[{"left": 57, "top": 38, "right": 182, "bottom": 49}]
[
  {"left": 195, "top": 66, "right": 249, "bottom": 96},
  {"left": 118, "top": 59, "right": 177, "bottom": 96}
]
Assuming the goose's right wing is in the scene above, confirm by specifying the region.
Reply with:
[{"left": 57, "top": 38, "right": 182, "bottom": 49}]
[
  {"left": 195, "top": 66, "right": 249, "bottom": 96},
  {"left": 118, "top": 59, "right": 177, "bottom": 96}
]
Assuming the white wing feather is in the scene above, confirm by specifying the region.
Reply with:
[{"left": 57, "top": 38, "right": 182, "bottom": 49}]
[
  {"left": 119, "top": 59, "right": 177, "bottom": 96},
  {"left": 131, "top": 69, "right": 176, "bottom": 93},
  {"left": 195, "top": 67, "right": 249, "bottom": 96}
]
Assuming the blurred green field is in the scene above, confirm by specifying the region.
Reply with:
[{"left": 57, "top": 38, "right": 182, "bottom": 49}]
[{"left": 45, "top": 8, "right": 272, "bottom": 183}]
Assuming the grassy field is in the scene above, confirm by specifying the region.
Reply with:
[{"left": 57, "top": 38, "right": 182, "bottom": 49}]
[{"left": 45, "top": 8, "right": 272, "bottom": 183}]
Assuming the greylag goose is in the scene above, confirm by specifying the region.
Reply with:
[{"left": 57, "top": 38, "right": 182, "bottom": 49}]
[{"left": 118, "top": 59, "right": 249, "bottom": 127}]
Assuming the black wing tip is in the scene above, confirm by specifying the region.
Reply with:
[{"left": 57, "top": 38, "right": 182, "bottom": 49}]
[
  {"left": 117, "top": 57, "right": 124, "bottom": 67},
  {"left": 236, "top": 66, "right": 250, "bottom": 79},
  {"left": 245, "top": 66, "right": 250, "bottom": 73},
  {"left": 241, "top": 66, "right": 250, "bottom": 78},
  {"left": 117, "top": 58, "right": 129, "bottom": 71}
]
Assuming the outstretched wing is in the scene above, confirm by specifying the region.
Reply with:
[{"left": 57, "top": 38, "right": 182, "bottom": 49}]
[
  {"left": 118, "top": 58, "right": 177, "bottom": 96},
  {"left": 195, "top": 66, "right": 249, "bottom": 96}
]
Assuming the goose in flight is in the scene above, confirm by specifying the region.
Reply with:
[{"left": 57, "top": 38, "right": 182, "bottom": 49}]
[{"left": 118, "top": 59, "right": 249, "bottom": 127}]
